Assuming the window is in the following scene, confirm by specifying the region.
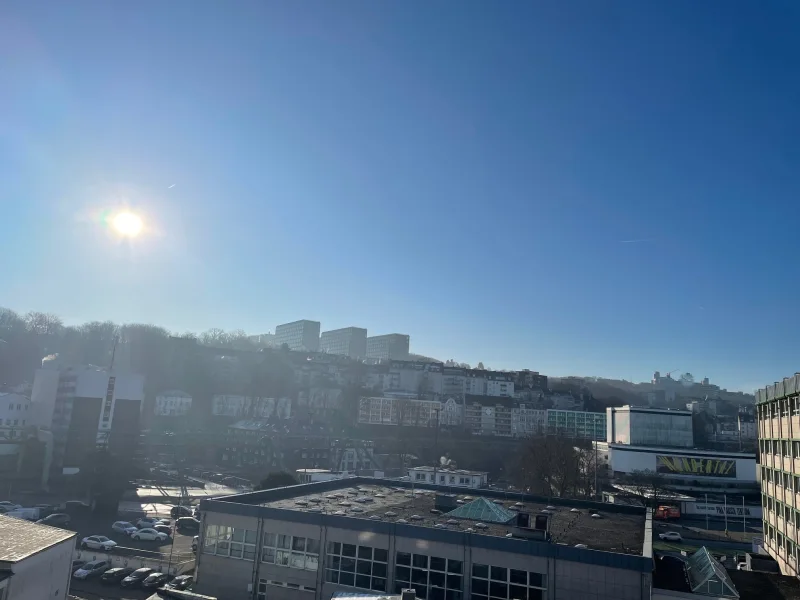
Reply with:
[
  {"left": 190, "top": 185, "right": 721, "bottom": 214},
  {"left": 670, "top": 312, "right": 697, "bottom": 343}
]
[
  {"left": 395, "top": 551, "right": 463, "bottom": 600},
  {"left": 471, "top": 563, "right": 546, "bottom": 600},
  {"left": 327, "top": 542, "right": 387, "bottom": 592},
  {"left": 202, "top": 525, "right": 256, "bottom": 561},
  {"left": 262, "top": 532, "right": 319, "bottom": 571}
]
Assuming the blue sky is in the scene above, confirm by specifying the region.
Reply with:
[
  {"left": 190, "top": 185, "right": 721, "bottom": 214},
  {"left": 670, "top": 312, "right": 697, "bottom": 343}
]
[{"left": 2, "top": 1, "right": 799, "bottom": 392}]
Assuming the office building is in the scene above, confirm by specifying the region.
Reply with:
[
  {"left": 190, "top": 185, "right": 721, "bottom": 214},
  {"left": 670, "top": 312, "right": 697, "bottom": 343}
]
[
  {"left": 320, "top": 327, "right": 368, "bottom": 358},
  {"left": 755, "top": 375, "right": 800, "bottom": 576},
  {"left": 606, "top": 406, "right": 694, "bottom": 448},
  {"left": 0, "top": 514, "right": 76, "bottom": 599},
  {"left": 366, "top": 334, "right": 410, "bottom": 361},
  {"left": 546, "top": 410, "right": 606, "bottom": 441},
  {"left": 194, "top": 477, "right": 652, "bottom": 600},
  {"left": 30, "top": 363, "right": 144, "bottom": 472},
  {"left": 275, "top": 320, "right": 321, "bottom": 352}
]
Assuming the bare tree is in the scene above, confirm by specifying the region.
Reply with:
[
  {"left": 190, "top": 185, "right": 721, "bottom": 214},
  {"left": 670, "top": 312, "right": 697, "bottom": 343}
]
[
  {"left": 514, "top": 434, "right": 584, "bottom": 498},
  {"left": 624, "top": 469, "right": 670, "bottom": 508},
  {"left": 23, "top": 311, "right": 63, "bottom": 335}
]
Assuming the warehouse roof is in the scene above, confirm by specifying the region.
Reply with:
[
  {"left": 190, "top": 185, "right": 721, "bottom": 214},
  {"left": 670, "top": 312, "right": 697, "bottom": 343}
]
[{"left": 0, "top": 515, "right": 76, "bottom": 562}]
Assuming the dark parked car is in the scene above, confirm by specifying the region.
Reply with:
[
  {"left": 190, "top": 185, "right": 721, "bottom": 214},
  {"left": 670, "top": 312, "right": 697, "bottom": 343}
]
[
  {"left": 175, "top": 517, "right": 200, "bottom": 532},
  {"left": 167, "top": 575, "right": 194, "bottom": 590},
  {"left": 170, "top": 505, "right": 192, "bottom": 518},
  {"left": 121, "top": 567, "right": 155, "bottom": 588},
  {"left": 101, "top": 567, "right": 134, "bottom": 584},
  {"left": 142, "top": 572, "right": 170, "bottom": 589},
  {"left": 36, "top": 513, "right": 71, "bottom": 527}
]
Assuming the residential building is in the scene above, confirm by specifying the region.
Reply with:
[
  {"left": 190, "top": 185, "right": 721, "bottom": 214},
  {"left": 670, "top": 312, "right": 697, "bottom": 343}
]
[
  {"left": 463, "top": 396, "right": 514, "bottom": 436},
  {"left": 154, "top": 390, "right": 192, "bottom": 417},
  {"left": 384, "top": 361, "right": 443, "bottom": 396},
  {"left": 320, "top": 327, "right": 368, "bottom": 358},
  {"left": 249, "top": 333, "right": 278, "bottom": 348},
  {"left": 738, "top": 413, "right": 757, "bottom": 440},
  {"left": 514, "top": 370, "right": 548, "bottom": 391},
  {"left": 357, "top": 396, "right": 440, "bottom": 428},
  {"left": 511, "top": 404, "right": 547, "bottom": 437},
  {"left": 606, "top": 406, "right": 694, "bottom": 448},
  {"left": 0, "top": 514, "right": 76, "bottom": 600},
  {"left": 464, "top": 370, "right": 515, "bottom": 397},
  {"left": 438, "top": 397, "right": 463, "bottom": 427},
  {"left": 30, "top": 363, "right": 145, "bottom": 472},
  {"left": 441, "top": 367, "right": 466, "bottom": 398},
  {"left": 755, "top": 375, "right": 800, "bottom": 576},
  {"left": 408, "top": 466, "right": 488, "bottom": 488},
  {"left": 275, "top": 320, "right": 321, "bottom": 352},
  {"left": 0, "top": 392, "right": 31, "bottom": 436},
  {"left": 366, "top": 334, "right": 410, "bottom": 361},
  {"left": 193, "top": 477, "right": 652, "bottom": 600},
  {"left": 212, "top": 395, "right": 292, "bottom": 419},
  {"left": 546, "top": 410, "right": 606, "bottom": 441}
]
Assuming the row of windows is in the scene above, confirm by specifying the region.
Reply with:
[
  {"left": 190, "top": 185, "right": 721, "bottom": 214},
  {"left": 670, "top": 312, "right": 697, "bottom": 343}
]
[
  {"left": 760, "top": 439, "right": 800, "bottom": 456},
  {"left": 395, "top": 552, "right": 464, "bottom": 600},
  {"left": 3, "top": 419, "right": 25, "bottom": 427},
  {"left": 6, "top": 403, "right": 28, "bottom": 411},
  {"left": 263, "top": 533, "right": 320, "bottom": 571},
  {"left": 203, "top": 526, "right": 257, "bottom": 561},
  {"left": 759, "top": 397, "right": 800, "bottom": 419}
]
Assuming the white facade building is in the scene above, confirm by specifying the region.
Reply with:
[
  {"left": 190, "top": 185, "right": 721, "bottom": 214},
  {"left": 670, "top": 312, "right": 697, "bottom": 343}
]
[
  {"left": 439, "top": 397, "right": 463, "bottom": 426},
  {"left": 511, "top": 405, "right": 547, "bottom": 437},
  {"left": 275, "top": 320, "right": 321, "bottom": 352},
  {"left": 366, "top": 334, "right": 410, "bottom": 360},
  {"left": 408, "top": 466, "right": 489, "bottom": 488},
  {"left": 0, "top": 515, "right": 76, "bottom": 600},
  {"left": 357, "top": 396, "right": 440, "bottom": 427},
  {"left": 212, "top": 395, "right": 292, "bottom": 419},
  {"left": 0, "top": 393, "right": 32, "bottom": 432},
  {"left": 154, "top": 390, "right": 192, "bottom": 417},
  {"left": 319, "top": 327, "right": 367, "bottom": 358},
  {"left": 606, "top": 405, "right": 694, "bottom": 448}
]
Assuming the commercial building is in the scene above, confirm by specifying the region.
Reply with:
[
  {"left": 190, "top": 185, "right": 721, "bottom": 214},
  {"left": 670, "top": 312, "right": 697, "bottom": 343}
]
[
  {"left": 0, "top": 514, "right": 76, "bottom": 599},
  {"left": 30, "top": 363, "right": 145, "bottom": 472},
  {"left": 194, "top": 478, "right": 652, "bottom": 600},
  {"left": 320, "top": 327, "right": 368, "bottom": 359},
  {"left": 755, "top": 375, "right": 800, "bottom": 576},
  {"left": 546, "top": 410, "right": 606, "bottom": 441},
  {"left": 366, "top": 334, "right": 410, "bottom": 361},
  {"left": 606, "top": 406, "right": 694, "bottom": 448},
  {"left": 275, "top": 320, "right": 321, "bottom": 352},
  {"left": 408, "top": 466, "right": 488, "bottom": 489},
  {"left": 154, "top": 390, "right": 193, "bottom": 417}
]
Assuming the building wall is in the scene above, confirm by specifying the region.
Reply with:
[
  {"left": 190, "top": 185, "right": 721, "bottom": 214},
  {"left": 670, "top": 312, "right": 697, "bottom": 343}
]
[
  {"left": 275, "top": 321, "right": 321, "bottom": 352},
  {"left": 607, "top": 407, "right": 693, "bottom": 448},
  {"left": 546, "top": 410, "right": 606, "bottom": 441},
  {"left": 154, "top": 391, "right": 192, "bottom": 416},
  {"left": 366, "top": 335, "right": 410, "bottom": 361},
  {"left": 0, "top": 536, "right": 75, "bottom": 600},
  {"left": 607, "top": 444, "right": 757, "bottom": 482},
  {"left": 319, "top": 328, "right": 367, "bottom": 358}
]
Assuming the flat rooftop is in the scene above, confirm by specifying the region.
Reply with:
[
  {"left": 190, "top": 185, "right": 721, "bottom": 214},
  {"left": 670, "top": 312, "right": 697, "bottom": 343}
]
[
  {"left": 0, "top": 514, "right": 76, "bottom": 562},
  {"left": 251, "top": 481, "right": 645, "bottom": 555}
]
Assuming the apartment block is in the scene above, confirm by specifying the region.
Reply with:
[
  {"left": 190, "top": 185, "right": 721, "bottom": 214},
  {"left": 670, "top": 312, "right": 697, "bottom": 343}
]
[
  {"left": 320, "top": 327, "right": 368, "bottom": 358},
  {"left": 366, "top": 334, "right": 410, "bottom": 361},
  {"left": 275, "top": 320, "right": 321, "bottom": 352}
]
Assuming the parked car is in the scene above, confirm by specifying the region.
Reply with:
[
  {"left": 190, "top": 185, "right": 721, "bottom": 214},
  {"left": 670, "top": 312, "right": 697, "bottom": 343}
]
[
  {"left": 73, "top": 560, "right": 110, "bottom": 580},
  {"left": 170, "top": 505, "right": 192, "bottom": 518},
  {"left": 33, "top": 504, "right": 55, "bottom": 518},
  {"left": 4, "top": 507, "right": 40, "bottom": 521},
  {"left": 191, "top": 536, "right": 198, "bottom": 552},
  {"left": 36, "top": 513, "right": 71, "bottom": 527},
  {"left": 658, "top": 532, "right": 683, "bottom": 542},
  {"left": 167, "top": 575, "right": 194, "bottom": 591},
  {"left": 156, "top": 518, "right": 172, "bottom": 526},
  {"left": 131, "top": 528, "right": 168, "bottom": 542},
  {"left": 142, "top": 572, "right": 170, "bottom": 589},
  {"left": 121, "top": 567, "right": 155, "bottom": 588},
  {"left": 0, "top": 501, "right": 21, "bottom": 511},
  {"left": 101, "top": 567, "right": 134, "bottom": 584},
  {"left": 175, "top": 517, "right": 200, "bottom": 532},
  {"left": 136, "top": 517, "right": 160, "bottom": 529},
  {"left": 71, "top": 560, "right": 86, "bottom": 571},
  {"left": 81, "top": 535, "right": 117, "bottom": 551},
  {"left": 153, "top": 524, "right": 172, "bottom": 536},
  {"left": 112, "top": 521, "right": 138, "bottom": 536}
]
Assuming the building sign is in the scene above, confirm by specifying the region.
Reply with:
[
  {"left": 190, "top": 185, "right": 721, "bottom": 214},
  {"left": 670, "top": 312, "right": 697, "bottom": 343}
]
[
  {"left": 656, "top": 455, "right": 737, "bottom": 478},
  {"left": 689, "top": 503, "right": 761, "bottom": 518}
]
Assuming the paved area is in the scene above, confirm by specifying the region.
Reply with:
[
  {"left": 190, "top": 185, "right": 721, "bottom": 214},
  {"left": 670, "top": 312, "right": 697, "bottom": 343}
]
[{"left": 70, "top": 578, "right": 155, "bottom": 600}]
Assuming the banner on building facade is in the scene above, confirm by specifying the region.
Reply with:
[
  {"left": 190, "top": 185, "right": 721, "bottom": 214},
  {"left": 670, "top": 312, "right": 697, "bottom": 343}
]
[{"left": 656, "top": 455, "right": 737, "bottom": 478}]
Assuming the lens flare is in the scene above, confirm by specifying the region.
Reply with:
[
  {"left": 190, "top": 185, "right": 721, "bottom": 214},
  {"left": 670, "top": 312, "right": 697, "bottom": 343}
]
[{"left": 112, "top": 212, "right": 143, "bottom": 237}]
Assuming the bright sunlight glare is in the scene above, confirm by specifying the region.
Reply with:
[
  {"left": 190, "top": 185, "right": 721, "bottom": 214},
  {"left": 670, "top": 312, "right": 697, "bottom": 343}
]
[{"left": 112, "top": 212, "right": 143, "bottom": 237}]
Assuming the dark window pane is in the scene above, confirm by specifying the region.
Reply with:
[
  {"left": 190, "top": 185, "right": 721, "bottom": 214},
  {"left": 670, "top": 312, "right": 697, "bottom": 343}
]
[
  {"left": 395, "top": 583, "right": 406, "bottom": 595},
  {"left": 375, "top": 548, "right": 388, "bottom": 563},
  {"left": 396, "top": 566, "right": 411, "bottom": 582},
  {"left": 430, "top": 587, "right": 445, "bottom": 600},
  {"left": 412, "top": 568, "right": 428, "bottom": 585},
  {"left": 307, "top": 539, "right": 320, "bottom": 554},
  {"left": 358, "top": 546, "right": 372, "bottom": 559},
  {"left": 510, "top": 570, "right": 526, "bottom": 585},
  {"left": 528, "top": 573, "right": 544, "bottom": 588},
  {"left": 330, "top": 556, "right": 340, "bottom": 570},
  {"left": 491, "top": 567, "right": 507, "bottom": 582},
  {"left": 473, "top": 596, "right": 488, "bottom": 600},
  {"left": 413, "top": 554, "right": 429, "bottom": 569},
  {"left": 473, "top": 564, "right": 489, "bottom": 579},
  {"left": 341, "top": 558, "right": 356, "bottom": 573},
  {"left": 342, "top": 544, "right": 357, "bottom": 557},
  {"left": 397, "top": 552, "right": 411, "bottom": 566},
  {"left": 292, "top": 536, "right": 305, "bottom": 551},
  {"left": 413, "top": 584, "right": 427, "bottom": 600},
  {"left": 490, "top": 581, "right": 508, "bottom": 598},
  {"left": 373, "top": 562, "right": 387, "bottom": 578},
  {"left": 447, "top": 575, "right": 462, "bottom": 590},
  {"left": 445, "top": 591, "right": 462, "bottom": 600},
  {"left": 510, "top": 585, "right": 526, "bottom": 600},
  {"left": 340, "top": 572, "right": 355, "bottom": 587},
  {"left": 528, "top": 589, "right": 543, "bottom": 600},
  {"left": 431, "top": 557, "right": 446, "bottom": 572},
  {"left": 329, "top": 542, "right": 341, "bottom": 555},
  {"left": 326, "top": 570, "right": 338, "bottom": 583},
  {"left": 448, "top": 560, "right": 463, "bottom": 574},
  {"left": 356, "top": 575, "right": 371, "bottom": 590},
  {"left": 357, "top": 560, "right": 371, "bottom": 575},
  {"left": 473, "top": 578, "right": 489, "bottom": 595},
  {"left": 430, "top": 570, "right": 445, "bottom": 587},
  {"left": 372, "top": 577, "right": 386, "bottom": 592}
]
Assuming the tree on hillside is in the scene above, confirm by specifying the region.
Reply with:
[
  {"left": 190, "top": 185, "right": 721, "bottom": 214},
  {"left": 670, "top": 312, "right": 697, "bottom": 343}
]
[
  {"left": 513, "top": 434, "right": 585, "bottom": 498},
  {"left": 255, "top": 471, "right": 298, "bottom": 490},
  {"left": 477, "top": 362, "right": 485, "bottom": 370}
]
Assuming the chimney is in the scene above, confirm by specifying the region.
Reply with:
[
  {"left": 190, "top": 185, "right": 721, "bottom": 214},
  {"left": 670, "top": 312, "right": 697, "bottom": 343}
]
[{"left": 401, "top": 589, "right": 417, "bottom": 600}]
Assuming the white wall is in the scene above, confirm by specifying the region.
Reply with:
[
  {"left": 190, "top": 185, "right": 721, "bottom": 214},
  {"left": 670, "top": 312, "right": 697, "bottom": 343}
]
[
  {"left": 608, "top": 445, "right": 757, "bottom": 482},
  {"left": 0, "top": 536, "right": 74, "bottom": 600},
  {"left": 30, "top": 368, "right": 59, "bottom": 428}
]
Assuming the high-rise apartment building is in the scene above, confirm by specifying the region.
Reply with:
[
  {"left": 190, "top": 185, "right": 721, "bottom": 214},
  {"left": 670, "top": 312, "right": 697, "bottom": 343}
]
[
  {"left": 366, "top": 334, "right": 410, "bottom": 360},
  {"left": 275, "top": 320, "right": 321, "bottom": 352},
  {"left": 756, "top": 375, "right": 800, "bottom": 576},
  {"left": 319, "top": 327, "right": 367, "bottom": 358}
]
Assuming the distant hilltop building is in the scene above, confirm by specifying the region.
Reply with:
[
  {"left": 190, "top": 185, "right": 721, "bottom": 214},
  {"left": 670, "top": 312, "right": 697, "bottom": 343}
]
[
  {"left": 319, "top": 327, "right": 367, "bottom": 358},
  {"left": 275, "top": 320, "right": 320, "bottom": 351},
  {"left": 366, "top": 334, "right": 410, "bottom": 361}
]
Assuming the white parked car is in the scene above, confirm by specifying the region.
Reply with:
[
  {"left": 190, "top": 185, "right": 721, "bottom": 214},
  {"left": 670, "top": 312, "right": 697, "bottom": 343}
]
[
  {"left": 136, "top": 517, "right": 160, "bottom": 529},
  {"left": 73, "top": 559, "right": 110, "bottom": 579},
  {"left": 81, "top": 535, "right": 118, "bottom": 551},
  {"left": 658, "top": 532, "right": 683, "bottom": 542},
  {"left": 112, "top": 521, "right": 138, "bottom": 536},
  {"left": 131, "top": 528, "right": 168, "bottom": 542}
]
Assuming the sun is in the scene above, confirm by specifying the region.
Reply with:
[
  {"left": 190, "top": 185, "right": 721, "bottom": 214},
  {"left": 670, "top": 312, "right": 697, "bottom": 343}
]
[{"left": 112, "top": 212, "right": 143, "bottom": 237}]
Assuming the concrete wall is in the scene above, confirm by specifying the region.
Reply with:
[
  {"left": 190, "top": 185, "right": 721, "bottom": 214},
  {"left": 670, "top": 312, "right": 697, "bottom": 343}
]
[
  {"left": 0, "top": 537, "right": 74, "bottom": 600},
  {"left": 608, "top": 445, "right": 757, "bottom": 483}
]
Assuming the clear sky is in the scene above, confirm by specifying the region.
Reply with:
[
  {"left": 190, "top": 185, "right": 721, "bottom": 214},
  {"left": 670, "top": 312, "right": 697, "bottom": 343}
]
[{"left": 2, "top": 1, "right": 799, "bottom": 392}]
